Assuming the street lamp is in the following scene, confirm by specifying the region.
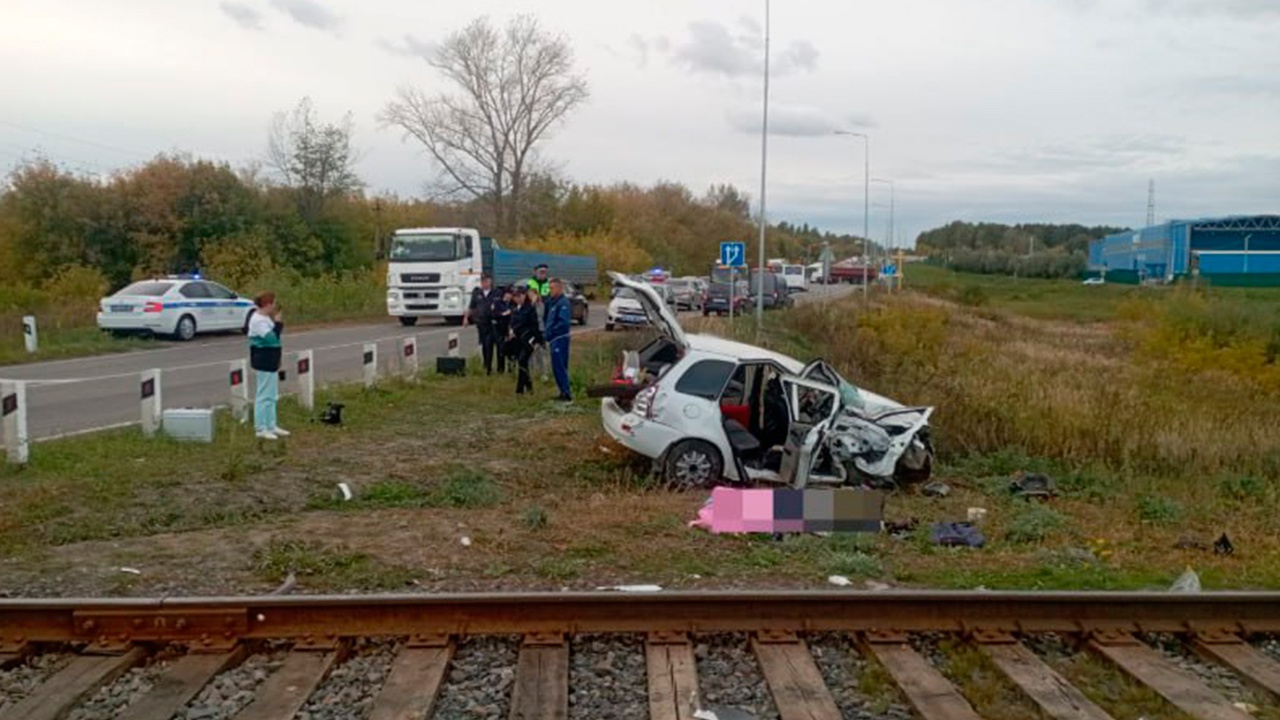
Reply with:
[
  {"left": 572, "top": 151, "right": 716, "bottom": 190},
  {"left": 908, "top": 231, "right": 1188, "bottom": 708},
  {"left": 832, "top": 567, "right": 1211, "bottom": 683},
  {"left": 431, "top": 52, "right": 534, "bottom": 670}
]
[
  {"left": 756, "top": 0, "right": 771, "bottom": 327},
  {"left": 834, "top": 130, "right": 869, "bottom": 299}
]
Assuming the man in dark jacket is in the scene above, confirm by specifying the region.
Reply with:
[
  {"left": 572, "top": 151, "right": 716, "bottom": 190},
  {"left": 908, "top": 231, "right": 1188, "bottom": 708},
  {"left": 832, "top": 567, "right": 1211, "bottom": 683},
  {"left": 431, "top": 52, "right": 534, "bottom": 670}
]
[
  {"left": 544, "top": 278, "right": 574, "bottom": 401},
  {"left": 464, "top": 274, "right": 503, "bottom": 374}
]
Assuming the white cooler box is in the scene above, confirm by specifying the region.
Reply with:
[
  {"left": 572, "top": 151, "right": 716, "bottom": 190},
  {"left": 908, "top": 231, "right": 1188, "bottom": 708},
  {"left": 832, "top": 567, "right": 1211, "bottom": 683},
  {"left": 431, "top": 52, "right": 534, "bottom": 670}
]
[{"left": 162, "top": 408, "right": 215, "bottom": 443}]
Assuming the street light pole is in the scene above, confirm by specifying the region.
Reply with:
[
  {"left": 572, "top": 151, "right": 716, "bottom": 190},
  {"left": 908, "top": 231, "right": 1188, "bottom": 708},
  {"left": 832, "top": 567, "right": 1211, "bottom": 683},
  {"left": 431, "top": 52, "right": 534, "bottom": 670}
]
[
  {"left": 756, "top": 0, "right": 770, "bottom": 328},
  {"left": 872, "top": 178, "right": 894, "bottom": 282},
  {"left": 834, "top": 130, "right": 869, "bottom": 299}
]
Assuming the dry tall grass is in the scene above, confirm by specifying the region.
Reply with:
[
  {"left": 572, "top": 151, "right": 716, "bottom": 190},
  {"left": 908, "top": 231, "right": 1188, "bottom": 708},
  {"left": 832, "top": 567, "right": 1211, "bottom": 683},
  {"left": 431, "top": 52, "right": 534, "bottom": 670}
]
[{"left": 776, "top": 295, "right": 1280, "bottom": 478}]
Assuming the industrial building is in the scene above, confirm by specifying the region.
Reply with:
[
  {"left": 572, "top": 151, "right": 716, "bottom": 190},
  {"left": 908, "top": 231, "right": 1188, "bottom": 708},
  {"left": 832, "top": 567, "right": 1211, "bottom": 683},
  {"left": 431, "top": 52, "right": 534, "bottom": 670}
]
[{"left": 1088, "top": 215, "right": 1280, "bottom": 285}]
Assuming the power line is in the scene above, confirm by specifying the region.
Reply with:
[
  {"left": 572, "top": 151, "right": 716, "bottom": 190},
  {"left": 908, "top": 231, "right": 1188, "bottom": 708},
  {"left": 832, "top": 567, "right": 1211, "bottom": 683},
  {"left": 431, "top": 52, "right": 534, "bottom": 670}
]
[{"left": 0, "top": 119, "right": 151, "bottom": 159}]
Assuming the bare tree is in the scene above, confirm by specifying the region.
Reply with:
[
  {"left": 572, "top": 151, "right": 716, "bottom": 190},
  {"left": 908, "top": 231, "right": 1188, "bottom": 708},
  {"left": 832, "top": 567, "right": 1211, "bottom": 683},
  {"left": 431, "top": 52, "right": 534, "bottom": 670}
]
[
  {"left": 380, "top": 15, "right": 589, "bottom": 238},
  {"left": 267, "top": 97, "right": 362, "bottom": 226}
]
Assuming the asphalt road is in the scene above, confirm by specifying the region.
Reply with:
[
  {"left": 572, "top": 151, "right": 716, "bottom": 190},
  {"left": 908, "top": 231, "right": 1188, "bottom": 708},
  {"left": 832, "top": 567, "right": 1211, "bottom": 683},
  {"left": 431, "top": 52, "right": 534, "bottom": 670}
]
[
  {"left": 1, "top": 309, "right": 608, "bottom": 440},
  {"left": 0, "top": 283, "right": 855, "bottom": 441}
]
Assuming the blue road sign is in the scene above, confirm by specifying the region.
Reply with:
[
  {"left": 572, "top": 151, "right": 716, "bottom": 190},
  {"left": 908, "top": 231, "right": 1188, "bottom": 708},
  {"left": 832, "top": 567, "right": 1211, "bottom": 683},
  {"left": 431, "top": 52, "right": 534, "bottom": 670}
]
[{"left": 720, "top": 241, "right": 746, "bottom": 267}]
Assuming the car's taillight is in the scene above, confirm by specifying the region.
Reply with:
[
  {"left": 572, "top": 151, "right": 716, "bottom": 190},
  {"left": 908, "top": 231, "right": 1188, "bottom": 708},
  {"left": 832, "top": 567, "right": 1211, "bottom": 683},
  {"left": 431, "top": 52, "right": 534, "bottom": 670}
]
[
  {"left": 634, "top": 384, "right": 659, "bottom": 419},
  {"left": 143, "top": 301, "right": 163, "bottom": 313}
]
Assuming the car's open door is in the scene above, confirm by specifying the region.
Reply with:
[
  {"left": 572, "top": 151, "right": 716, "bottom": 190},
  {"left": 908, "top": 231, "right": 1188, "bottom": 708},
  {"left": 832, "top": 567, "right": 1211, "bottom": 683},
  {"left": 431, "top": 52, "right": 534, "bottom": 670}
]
[{"left": 778, "top": 376, "right": 842, "bottom": 489}]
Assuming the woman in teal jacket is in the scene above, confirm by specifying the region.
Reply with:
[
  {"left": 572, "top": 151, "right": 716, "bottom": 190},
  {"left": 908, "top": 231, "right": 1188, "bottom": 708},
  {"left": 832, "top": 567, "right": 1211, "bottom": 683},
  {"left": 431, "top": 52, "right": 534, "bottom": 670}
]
[{"left": 247, "top": 292, "right": 288, "bottom": 440}]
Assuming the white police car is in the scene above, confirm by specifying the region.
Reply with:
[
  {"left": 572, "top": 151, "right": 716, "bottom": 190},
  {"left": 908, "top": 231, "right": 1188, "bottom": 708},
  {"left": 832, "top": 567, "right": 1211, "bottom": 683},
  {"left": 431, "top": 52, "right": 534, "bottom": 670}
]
[{"left": 96, "top": 276, "right": 256, "bottom": 341}]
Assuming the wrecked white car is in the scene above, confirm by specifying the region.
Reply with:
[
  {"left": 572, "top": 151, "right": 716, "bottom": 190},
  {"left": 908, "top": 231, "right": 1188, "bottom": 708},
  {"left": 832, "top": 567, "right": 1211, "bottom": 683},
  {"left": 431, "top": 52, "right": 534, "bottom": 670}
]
[{"left": 590, "top": 272, "right": 934, "bottom": 490}]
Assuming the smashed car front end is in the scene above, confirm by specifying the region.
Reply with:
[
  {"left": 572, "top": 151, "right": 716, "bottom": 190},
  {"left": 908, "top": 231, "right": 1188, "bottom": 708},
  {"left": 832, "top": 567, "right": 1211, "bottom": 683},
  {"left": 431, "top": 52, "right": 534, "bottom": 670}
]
[{"left": 826, "top": 405, "right": 935, "bottom": 487}]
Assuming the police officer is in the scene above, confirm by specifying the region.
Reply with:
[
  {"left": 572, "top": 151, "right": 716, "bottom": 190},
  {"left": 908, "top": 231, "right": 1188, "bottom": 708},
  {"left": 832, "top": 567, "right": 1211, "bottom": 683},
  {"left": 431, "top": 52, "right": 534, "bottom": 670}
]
[
  {"left": 544, "top": 278, "right": 573, "bottom": 402},
  {"left": 528, "top": 264, "right": 551, "bottom": 297},
  {"left": 464, "top": 274, "right": 502, "bottom": 375},
  {"left": 528, "top": 264, "right": 551, "bottom": 379}
]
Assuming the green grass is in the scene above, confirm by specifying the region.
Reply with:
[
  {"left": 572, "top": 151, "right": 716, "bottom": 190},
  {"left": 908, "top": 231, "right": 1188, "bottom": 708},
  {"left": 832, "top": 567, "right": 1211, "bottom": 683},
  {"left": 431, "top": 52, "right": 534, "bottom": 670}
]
[
  {"left": 907, "top": 262, "right": 1280, "bottom": 323},
  {"left": 252, "top": 537, "right": 417, "bottom": 591}
]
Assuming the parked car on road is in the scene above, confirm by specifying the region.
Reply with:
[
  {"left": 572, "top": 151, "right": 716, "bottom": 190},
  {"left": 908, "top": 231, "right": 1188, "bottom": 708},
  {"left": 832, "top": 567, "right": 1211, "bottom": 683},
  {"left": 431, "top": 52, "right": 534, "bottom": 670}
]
[
  {"left": 605, "top": 284, "right": 649, "bottom": 331},
  {"left": 702, "top": 280, "right": 750, "bottom": 316},
  {"left": 750, "top": 270, "right": 793, "bottom": 310},
  {"left": 591, "top": 272, "right": 934, "bottom": 490},
  {"left": 564, "top": 281, "right": 590, "bottom": 325},
  {"left": 97, "top": 277, "right": 255, "bottom": 341},
  {"left": 667, "top": 278, "right": 701, "bottom": 311}
]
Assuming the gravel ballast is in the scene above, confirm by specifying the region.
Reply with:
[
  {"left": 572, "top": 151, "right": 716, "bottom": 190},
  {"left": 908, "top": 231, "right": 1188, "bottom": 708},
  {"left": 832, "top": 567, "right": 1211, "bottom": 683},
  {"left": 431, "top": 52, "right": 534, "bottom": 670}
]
[
  {"left": 568, "top": 634, "right": 647, "bottom": 720},
  {"left": 431, "top": 635, "right": 519, "bottom": 720},
  {"left": 0, "top": 653, "right": 71, "bottom": 711},
  {"left": 176, "top": 644, "right": 289, "bottom": 720},
  {"left": 694, "top": 633, "right": 779, "bottom": 720},
  {"left": 808, "top": 633, "right": 915, "bottom": 720},
  {"left": 295, "top": 639, "right": 399, "bottom": 720}
]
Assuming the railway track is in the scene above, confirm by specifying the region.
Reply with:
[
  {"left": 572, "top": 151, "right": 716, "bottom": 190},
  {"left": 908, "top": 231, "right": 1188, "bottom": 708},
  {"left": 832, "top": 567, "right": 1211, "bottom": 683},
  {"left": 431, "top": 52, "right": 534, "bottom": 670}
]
[{"left": 3, "top": 590, "right": 1280, "bottom": 720}]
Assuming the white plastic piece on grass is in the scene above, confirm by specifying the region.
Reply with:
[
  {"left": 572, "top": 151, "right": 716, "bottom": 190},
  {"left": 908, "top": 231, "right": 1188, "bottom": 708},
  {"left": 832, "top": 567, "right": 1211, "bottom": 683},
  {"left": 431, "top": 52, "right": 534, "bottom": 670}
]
[
  {"left": 827, "top": 575, "right": 852, "bottom": 587},
  {"left": 1170, "top": 567, "right": 1201, "bottom": 593},
  {"left": 967, "top": 507, "right": 988, "bottom": 523},
  {"left": 595, "top": 584, "right": 662, "bottom": 592},
  {"left": 460, "top": 536, "right": 472, "bottom": 547},
  {"left": 119, "top": 567, "right": 141, "bottom": 575},
  {"left": 338, "top": 482, "right": 353, "bottom": 501}
]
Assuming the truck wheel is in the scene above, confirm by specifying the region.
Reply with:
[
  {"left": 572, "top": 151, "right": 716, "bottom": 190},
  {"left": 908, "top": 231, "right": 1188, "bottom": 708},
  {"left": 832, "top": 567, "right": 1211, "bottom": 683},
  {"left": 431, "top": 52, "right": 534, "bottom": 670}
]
[
  {"left": 605, "top": 323, "right": 614, "bottom": 332},
  {"left": 399, "top": 317, "right": 419, "bottom": 327}
]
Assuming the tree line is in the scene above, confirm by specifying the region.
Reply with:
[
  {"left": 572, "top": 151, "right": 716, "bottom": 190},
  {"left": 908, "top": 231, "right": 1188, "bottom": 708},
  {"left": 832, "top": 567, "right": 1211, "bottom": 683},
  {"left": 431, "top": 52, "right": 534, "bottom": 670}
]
[{"left": 915, "top": 220, "right": 1129, "bottom": 279}]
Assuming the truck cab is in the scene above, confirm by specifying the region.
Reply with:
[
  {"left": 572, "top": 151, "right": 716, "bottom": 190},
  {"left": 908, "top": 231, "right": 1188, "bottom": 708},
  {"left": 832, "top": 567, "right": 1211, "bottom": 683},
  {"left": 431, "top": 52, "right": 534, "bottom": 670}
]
[{"left": 386, "top": 227, "right": 487, "bottom": 326}]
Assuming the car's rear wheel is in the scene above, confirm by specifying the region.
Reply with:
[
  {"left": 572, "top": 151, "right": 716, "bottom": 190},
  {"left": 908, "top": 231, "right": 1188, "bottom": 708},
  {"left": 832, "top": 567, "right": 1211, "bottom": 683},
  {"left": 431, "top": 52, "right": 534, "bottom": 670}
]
[
  {"left": 174, "top": 315, "right": 196, "bottom": 342},
  {"left": 664, "top": 440, "right": 723, "bottom": 491},
  {"left": 399, "top": 317, "right": 419, "bottom": 327}
]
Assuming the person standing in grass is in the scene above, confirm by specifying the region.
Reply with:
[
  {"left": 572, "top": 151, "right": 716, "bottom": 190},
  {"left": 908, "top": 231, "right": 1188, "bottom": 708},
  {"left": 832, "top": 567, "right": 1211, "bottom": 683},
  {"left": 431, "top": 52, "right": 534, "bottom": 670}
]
[
  {"left": 545, "top": 278, "right": 574, "bottom": 402},
  {"left": 248, "top": 292, "right": 288, "bottom": 440},
  {"left": 510, "top": 286, "right": 542, "bottom": 395}
]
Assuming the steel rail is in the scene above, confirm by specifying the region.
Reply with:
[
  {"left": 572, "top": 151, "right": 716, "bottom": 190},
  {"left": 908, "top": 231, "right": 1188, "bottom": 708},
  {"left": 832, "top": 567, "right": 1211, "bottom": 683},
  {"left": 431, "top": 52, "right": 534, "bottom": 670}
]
[{"left": 4, "top": 591, "right": 1280, "bottom": 650}]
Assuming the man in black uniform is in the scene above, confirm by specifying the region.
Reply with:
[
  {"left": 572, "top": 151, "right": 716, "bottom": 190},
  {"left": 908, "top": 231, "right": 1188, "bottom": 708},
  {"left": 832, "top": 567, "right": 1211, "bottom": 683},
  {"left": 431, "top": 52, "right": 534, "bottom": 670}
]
[{"left": 464, "top": 274, "right": 503, "bottom": 375}]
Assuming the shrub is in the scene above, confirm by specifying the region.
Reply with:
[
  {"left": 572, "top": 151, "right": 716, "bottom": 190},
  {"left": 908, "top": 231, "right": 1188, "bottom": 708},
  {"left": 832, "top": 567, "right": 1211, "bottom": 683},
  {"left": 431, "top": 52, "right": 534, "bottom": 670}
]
[{"left": 1005, "top": 504, "right": 1068, "bottom": 545}]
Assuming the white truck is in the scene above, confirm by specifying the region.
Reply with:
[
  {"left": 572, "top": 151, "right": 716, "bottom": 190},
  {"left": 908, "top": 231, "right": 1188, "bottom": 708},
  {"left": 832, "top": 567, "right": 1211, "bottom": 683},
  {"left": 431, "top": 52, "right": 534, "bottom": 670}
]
[{"left": 385, "top": 227, "right": 598, "bottom": 326}]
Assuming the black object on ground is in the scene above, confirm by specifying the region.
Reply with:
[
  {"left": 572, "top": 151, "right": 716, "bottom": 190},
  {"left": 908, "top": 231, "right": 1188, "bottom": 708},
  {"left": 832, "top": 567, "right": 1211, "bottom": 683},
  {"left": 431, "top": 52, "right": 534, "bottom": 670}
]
[
  {"left": 319, "top": 402, "right": 344, "bottom": 426},
  {"left": 1010, "top": 472, "right": 1057, "bottom": 499}
]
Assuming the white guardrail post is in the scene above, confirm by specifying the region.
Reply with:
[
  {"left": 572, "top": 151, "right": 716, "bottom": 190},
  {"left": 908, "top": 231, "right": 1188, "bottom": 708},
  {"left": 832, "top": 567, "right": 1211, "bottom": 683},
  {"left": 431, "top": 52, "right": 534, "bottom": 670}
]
[
  {"left": 447, "top": 332, "right": 460, "bottom": 358},
  {"left": 2, "top": 381, "right": 30, "bottom": 465},
  {"left": 297, "top": 350, "right": 315, "bottom": 410},
  {"left": 140, "top": 368, "right": 162, "bottom": 437},
  {"left": 402, "top": 337, "right": 418, "bottom": 379},
  {"left": 362, "top": 343, "right": 377, "bottom": 388},
  {"left": 229, "top": 360, "right": 248, "bottom": 422},
  {"left": 22, "top": 316, "right": 37, "bottom": 354}
]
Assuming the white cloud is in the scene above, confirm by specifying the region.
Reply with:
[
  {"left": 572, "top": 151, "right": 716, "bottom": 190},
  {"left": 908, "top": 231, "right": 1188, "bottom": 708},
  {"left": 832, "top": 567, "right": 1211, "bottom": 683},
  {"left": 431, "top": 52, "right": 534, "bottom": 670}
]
[
  {"left": 219, "top": 1, "right": 263, "bottom": 30},
  {"left": 0, "top": 0, "right": 1275, "bottom": 245},
  {"left": 269, "top": 0, "right": 342, "bottom": 33}
]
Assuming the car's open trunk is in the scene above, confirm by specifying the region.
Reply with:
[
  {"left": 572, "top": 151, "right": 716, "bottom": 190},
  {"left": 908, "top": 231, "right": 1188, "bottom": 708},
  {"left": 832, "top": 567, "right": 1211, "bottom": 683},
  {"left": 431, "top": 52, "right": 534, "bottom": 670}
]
[{"left": 586, "top": 335, "right": 684, "bottom": 410}]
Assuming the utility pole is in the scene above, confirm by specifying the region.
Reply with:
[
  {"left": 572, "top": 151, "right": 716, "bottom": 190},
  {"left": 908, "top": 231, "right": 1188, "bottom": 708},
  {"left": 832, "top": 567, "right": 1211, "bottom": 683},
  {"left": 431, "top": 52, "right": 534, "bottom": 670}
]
[
  {"left": 834, "top": 130, "right": 870, "bottom": 300},
  {"left": 755, "top": 0, "right": 770, "bottom": 328},
  {"left": 1146, "top": 179, "right": 1155, "bottom": 228}
]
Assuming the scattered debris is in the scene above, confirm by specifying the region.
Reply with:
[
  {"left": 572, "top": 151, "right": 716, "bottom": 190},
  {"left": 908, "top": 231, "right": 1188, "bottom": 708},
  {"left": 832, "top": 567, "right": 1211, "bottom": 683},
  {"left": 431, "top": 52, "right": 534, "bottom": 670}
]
[
  {"left": 118, "top": 567, "right": 141, "bottom": 575},
  {"left": 885, "top": 518, "right": 918, "bottom": 539},
  {"left": 1214, "top": 533, "right": 1234, "bottom": 556},
  {"left": 922, "top": 481, "right": 951, "bottom": 498},
  {"left": 827, "top": 575, "right": 853, "bottom": 587},
  {"left": 598, "top": 445, "right": 612, "bottom": 454},
  {"left": 1010, "top": 472, "right": 1057, "bottom": 499},
  {"left": 459, "top": 536, "right": 472, "bottom": 547},
  {"left": 595, "top": 584, "right": 662, "bottom": 592},
  {"left": 1174, "top": 535, "right": 1208, "bottom": 551},
  {"left": 1169, "top": 567, "right": 1201, "bottom": 593},
  {"left": 966, "top": 507, "right": 988, "bottom": 524},
  {"left": 270, "top": 571, "right": 297, "bottom": 596},
  {"left": 319, "top": 401, "right": 345, "bottom": 426},
  {"left": 929, "top": 522, "right": 985, "bottom": 548},
  {"left": 337, "top": 482, "right": 353, "bottom": 501}
]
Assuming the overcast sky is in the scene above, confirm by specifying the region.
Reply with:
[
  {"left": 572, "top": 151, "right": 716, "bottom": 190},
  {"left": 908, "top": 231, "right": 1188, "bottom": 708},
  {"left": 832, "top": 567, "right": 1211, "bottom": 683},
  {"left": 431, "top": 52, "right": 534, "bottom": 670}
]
[{"left": 1, "top": 0, "right": 1277, "bottom": 245}]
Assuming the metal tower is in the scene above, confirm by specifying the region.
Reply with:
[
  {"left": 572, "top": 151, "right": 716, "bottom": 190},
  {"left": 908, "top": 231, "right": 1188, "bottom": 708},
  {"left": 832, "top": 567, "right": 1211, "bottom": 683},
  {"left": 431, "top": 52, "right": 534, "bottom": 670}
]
[{"left": 1146, "top": 179, "right": 1155, "bottom": 227}]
